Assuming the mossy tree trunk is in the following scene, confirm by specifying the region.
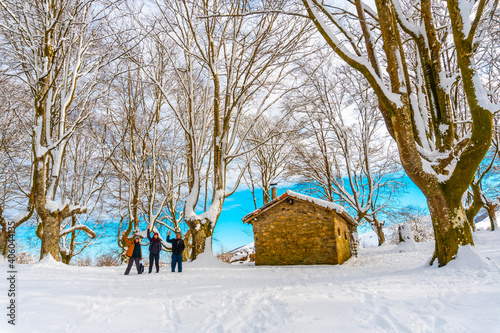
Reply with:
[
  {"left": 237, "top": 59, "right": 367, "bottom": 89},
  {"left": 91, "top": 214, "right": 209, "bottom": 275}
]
[
  {"left": 303, "top": 0, "right": 496, "bottom": 266},
  {"left": 183, "top": 220, "right": 213, "bottom": 261},
  {"left": 426, "top": 189, "right": 473, "bottom": 265}
]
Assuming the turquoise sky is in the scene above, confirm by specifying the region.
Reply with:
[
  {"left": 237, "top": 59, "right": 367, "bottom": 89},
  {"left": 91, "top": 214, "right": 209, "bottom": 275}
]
[
  {"left": 15, "top": 174, "right": 429, "bottom": 259},
  {"left": 212, "top": 174, "right": 429, "bottom": 252}
]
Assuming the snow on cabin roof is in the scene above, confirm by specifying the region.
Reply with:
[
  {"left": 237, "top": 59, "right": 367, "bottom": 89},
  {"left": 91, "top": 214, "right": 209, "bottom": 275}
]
[{"left": 241, "top": 190, "right": 356, "bottom": 225}]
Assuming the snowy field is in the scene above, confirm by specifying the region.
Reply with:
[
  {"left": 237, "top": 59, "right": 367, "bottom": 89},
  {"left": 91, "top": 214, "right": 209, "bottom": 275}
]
[{"left": 2, "top": 231, "right": 500, "bottom": 333}]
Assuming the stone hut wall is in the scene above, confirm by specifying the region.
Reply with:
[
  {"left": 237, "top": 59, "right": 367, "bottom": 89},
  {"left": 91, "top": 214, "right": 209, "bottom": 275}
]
[{"left": 251, "top": 198, "right": 352, "bottom": 265}]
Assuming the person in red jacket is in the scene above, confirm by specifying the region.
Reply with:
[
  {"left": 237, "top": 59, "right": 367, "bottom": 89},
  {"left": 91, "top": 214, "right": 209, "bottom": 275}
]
[{"left": 122, "top": 232, "right": 142, "bottom": 275}]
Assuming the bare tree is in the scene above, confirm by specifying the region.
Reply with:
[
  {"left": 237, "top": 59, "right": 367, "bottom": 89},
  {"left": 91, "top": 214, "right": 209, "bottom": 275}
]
[
  {"left": 56, "top": 120, "right": 113, "bottom": 264},
  {"left": 290, "top": 60, "right": 403, "bottom": 245},
  {"left": 0, "top": 78, "right": 33, "bottom": 257},
  {"left": 390, "top": 205, "right": 434, "bottom": 243},
  {"left": 302, "top": 0, "right": 500, "bottom": 266},
  {"left": 144, "top": 0, "right": 310, "bottom": 259},
  {"left": 105, "top": 50, "right": 187, "bottom": 258},
  {"left": 465, "top": 121, "right": 500, "bottom": 231},
  {"left": 465, "top": 12, "right": 500, "bottom": 231},
  {"left": 242, "top": 114, "right": 300, "bottom": 207},
  {"left": 106, "top": 63, "right": 158, "bottom": 257},
  {"left": 0, "top": 0, "right": 126, "bottom": 260}
]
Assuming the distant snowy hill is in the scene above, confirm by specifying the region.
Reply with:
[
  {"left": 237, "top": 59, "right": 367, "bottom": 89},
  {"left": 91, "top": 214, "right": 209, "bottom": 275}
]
[
  {"left": 228, "top": 242, "right": 255, "bottom": 254},
  {"left": 474, "top": 206, "right": 500, "bottom": 223},
  {"left": 475, "top": 209, "right": 500, "bottom": 231},
  {"left": 227, "top": 242, "right": 255, "bottom": 263}
]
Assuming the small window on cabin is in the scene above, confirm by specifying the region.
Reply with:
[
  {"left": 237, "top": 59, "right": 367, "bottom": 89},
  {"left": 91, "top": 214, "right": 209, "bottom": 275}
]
[
  {"left": 337, "top": 227, "right": 340, "bottom": 236},
  {"left": 344, "top": 231, "right": 347, "bottom": 240}
]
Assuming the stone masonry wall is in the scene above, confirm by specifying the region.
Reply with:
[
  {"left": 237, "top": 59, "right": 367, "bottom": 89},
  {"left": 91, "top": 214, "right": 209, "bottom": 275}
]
[{"left": 251, "top": 198, "right": 352, "bottom": 265}]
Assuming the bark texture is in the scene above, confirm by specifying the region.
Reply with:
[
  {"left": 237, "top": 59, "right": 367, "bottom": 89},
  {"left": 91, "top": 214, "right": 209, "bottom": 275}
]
[{"left": 183, "top": 220, "right": 213, "bottom": 261}]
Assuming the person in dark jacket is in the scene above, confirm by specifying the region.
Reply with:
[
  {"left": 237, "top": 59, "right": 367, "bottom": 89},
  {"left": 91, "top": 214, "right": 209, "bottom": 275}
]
[
  {"left": 123, "top": 232, "right": 142, "bottom": 275},
  {"left": 147, "top": 228, "right": 162, "bottom": 273},
  {"left": 166, "top": 231, "right": 185, "bottom": 272}
]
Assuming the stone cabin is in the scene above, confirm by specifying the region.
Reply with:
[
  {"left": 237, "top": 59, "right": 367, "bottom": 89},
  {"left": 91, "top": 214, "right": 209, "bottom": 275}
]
[{"left": 242, "top": 190, "right": 357, "bottom": 266}]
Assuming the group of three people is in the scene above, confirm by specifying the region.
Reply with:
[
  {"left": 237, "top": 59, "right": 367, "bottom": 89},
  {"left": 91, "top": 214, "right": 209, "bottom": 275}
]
[{"left": 122, "top": 229, "right": 185, "bottom": 275}]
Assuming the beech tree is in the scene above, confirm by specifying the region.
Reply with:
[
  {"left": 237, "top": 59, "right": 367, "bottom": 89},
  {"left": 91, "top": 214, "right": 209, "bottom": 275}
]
[
  {"left": 465, "top": 15, "right": 500, "bottom": 231},
  {"left": 242, "top": 114, "right": 300, "bottom": 208},
  {"left": 56, "top": 121, "right": 113, "bottom": 264},
  {"left": 145, "top": 0, "right": 309, "bottom": 259},
  {"left": 290, "top": 60, "right": 402, "bottom": 246},
  {"left": 465, "top": 122, "right": 500, "bottom": 231},
  {"left": 0, "top": 79, "right": 33, "bottom": 257},
  {"left": 105, "top": 52, "right": 187, "bottom": 258},
  {"left": 0, "top": 0, "right": 123, "bottom": 260},
  {"left": 302, "top": 0, "right": 500, "bottom": 266}
]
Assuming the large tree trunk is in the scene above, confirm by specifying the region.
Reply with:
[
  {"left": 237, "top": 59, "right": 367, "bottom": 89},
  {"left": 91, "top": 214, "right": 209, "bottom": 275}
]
[
  {"left": 40, "top": 215, "right": 62, "bottom": 261},
  {"left": 34, "top": 168, "right": 85, "bottom": 261},
  {"left": 32, "top": 155, "right": 61, "bottom": 261},
  {"left": 302, "top": 0, "right": 495, "bottom": 267},
  {"left": 184, "top": 220, "right": 213, "bottom": 261},
  {"left": 427, "top": 189, "right": 473, "bottom": 266}
]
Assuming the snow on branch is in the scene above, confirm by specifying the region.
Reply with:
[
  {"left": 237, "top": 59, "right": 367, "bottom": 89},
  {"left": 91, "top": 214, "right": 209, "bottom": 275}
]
[
  {"left": 458, "top": 0, "right": 475, "bottom": 38},
  {"left": 45, "top": 199, "right": 87, "bottom": 219},
  {"left": 303, "top": 0, "right": 403, "bottom": 108},
  {"left": 59, "top": 224, "right": 96, "bottom": 239},
  {"left": 390, "top": 0, "right": 424, "bottom": 38},
  {"left": 197, "top": 10, "right": 310, "bottom": 20}
]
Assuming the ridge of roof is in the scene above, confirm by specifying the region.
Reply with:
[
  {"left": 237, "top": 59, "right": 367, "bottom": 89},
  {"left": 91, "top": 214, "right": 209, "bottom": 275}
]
[
  {"left": 241, "top": 192, "right": 289, "bottom": 222},
  {"left": 241, "top": 190, "right": 357, "bottom": 226}
]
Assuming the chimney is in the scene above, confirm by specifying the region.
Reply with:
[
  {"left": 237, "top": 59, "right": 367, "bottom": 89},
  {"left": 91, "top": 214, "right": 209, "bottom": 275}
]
[{"left": 270, "top": 183, "right": 278, "bottom": 200}]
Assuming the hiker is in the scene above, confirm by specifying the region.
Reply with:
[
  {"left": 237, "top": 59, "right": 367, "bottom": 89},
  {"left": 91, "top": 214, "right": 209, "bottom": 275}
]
[
  {"left": 147, "top": 228, "right": 162, "bottom": 273},
  {"left": 122, "top": 232, "right": 142, "bottom": 275},
  {"left": 166, "top": 231, "right": 185, "bottom": 272}
]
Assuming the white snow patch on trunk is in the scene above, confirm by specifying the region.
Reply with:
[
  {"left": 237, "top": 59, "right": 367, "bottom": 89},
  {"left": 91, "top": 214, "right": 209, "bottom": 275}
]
[
  {"left": 458, "top": 0, "right": 474, "bottom": 37},
  {"left": 187, "top": 237, "right": 228, "bottom": 268}
]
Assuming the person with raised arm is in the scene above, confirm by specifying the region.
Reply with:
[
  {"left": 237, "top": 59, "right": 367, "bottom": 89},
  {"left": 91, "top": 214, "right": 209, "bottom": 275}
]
[
  {"left": 166, "top": 231, "right": 185, "bottom": 273},
  {"left": 147, "top": 228, "right": 162, "bottom": 273},
  {"left": 122, "top": 232, "right": 142, "bottom": 275}
]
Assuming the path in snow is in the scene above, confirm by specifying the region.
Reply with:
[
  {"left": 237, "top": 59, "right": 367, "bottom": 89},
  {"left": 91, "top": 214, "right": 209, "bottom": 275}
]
[{"left": 1, "top": 231, "right": 500, "bottom": 332}]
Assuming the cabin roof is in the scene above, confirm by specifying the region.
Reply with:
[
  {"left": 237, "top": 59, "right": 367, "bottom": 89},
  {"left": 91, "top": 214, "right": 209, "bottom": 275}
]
[{"left": 241, "top": 190, "right": 357, "bottom": 226}]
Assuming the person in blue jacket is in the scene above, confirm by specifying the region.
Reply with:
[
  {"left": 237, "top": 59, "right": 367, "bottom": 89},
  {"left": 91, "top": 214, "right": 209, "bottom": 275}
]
[
  {"left": 147, "top": 228, "right": 162, "bottom": 273},
  {"left": 166, "top": 231, "right": 185, "bottom": 272}
]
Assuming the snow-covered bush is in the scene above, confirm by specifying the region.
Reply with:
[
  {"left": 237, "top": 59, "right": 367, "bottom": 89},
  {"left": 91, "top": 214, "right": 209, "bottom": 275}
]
[
  {"left": 216, "top": 251, "right": 233, "bottom": 264},
  {"left": 95, "top": 254, "right": 120, "bottom": 267},
  {"left": 74, "top": 256, "right": 93, "bottom": 266},
  {"left": 15, "top": 251, "right": 37, "bottom": 264},
  {"left": 216, "top": 243, "right": 255, "bottom": 264},
  {"left": 387, "top": 206, "right": 434, "bottom": 243}
]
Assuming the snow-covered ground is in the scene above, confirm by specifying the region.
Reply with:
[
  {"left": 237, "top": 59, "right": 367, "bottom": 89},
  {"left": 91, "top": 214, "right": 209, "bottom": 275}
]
[{"left": 2, "top": 232, "right": 500, "bottom": 332}]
